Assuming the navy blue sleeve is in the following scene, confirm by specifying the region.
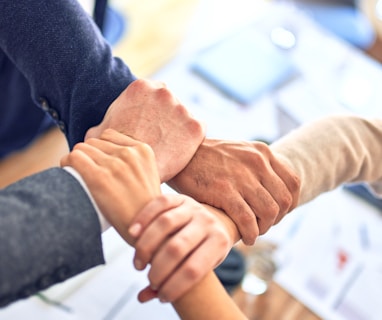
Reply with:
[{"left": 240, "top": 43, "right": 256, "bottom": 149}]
[{"left": 0, "top": 0, "right": 136, "bottom": 148}]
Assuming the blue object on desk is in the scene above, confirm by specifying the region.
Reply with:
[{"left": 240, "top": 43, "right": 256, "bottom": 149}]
[
  {"left": 191, "top": 26, "right": 297, "bottom": 105},
  {"left": 344, "top": 183, "right": 382, "bottom": 212},
  {"left": 296, "top": 3, "right": 375, "bottom": 50}
]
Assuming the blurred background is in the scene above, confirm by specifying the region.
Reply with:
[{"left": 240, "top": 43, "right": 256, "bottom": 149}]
[{"left": 2, "top": 1, "right": 382, "bottom": 319}]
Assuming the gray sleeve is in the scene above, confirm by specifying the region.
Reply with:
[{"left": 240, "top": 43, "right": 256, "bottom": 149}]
[{"left": 0, "top": 168, "right": 105, "bottom": 307}]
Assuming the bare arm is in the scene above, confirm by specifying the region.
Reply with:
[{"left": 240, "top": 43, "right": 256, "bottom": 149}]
[
  {"left": 168, "top": 139, "right": 300, "bottom": 245},
  {"left": 170, "top": 205, "right": 246, "bottom": 320},
  {"left": 86, "top": 79, "right": 206, "bottom": 182},
  {"left": 62, "top": 130, "right": 246, "bottom": 319},
  {"left": 173, "top": 271, "right": 247, "bottom": 320}
]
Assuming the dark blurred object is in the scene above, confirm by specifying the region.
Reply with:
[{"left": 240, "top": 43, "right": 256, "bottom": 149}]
[{"left": 214, "top": 248, "right": 246, "bottom": 294}]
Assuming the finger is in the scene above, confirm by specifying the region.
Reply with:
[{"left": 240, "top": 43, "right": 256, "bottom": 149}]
[
  {"left": 270, "top": 156, "right": 300, "bottom": 213},
  {"left": 146, "top": 218, "right": 206, "bottom": 290},
  {"left": 220, "top": 191, "right": 259, "bottom": 246},
  {"left": 60, "top": 153, "right": 70, "bottom": 167},
  {"left": 84, "top": 137, "right": 128, "bottom": 156},
  {"left": 259, "top": 171, "right": 291, "bottom": 227},
  {"left": 137, "top": 286, "right": 158, "bottom": 303},
  {"left": 61, "top": 143, "right": 93, "bottom": 168},
  {"left": 129, "top": 194, "right": 184, "bottom": 238},
  {"left": 247, "top": 183, "right": 279, "bottom": 235},
  {"left": 155, "top": 237, "right": 225, "bottom": 303},
  {"left": 263, "top": 161, "right": 295, "bottom": 216},
  {"left": 80, "top": 139, "right": 146, "bottom": 176},
  {"left": 242, "top": 142, "right": 291, "bottom": 230},
  {"left": 61, "top": 148, "right": 103, "bottom": 184},
  {"left": 71, "top": 142, "right": 114, "bottom": 167},
  {"left": 133, "top": 205, "right": 192, "bottom": 271},
  {"left": 97, "top": 129, "right": 142, "bottom": 147}
]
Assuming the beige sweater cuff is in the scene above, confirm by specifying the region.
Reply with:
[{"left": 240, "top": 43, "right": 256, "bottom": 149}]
[{"left": 270, "top": 115, "right": 382, "bottom": 205}]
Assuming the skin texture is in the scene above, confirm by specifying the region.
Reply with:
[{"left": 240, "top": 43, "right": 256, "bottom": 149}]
[
  {"left": 172, "top": 271, "right": 247, "bottom": 320},
  {"left": 61, "top": 129, "right": 161, "bottom": 245},
  {"left": 85, "top": 79, "right": 206, "bottom": 183},
  {"left": 86, "top": 79, "right": 300, "bottom": 246},
  {"left": 129, "top": 194, "right": 235, "bottom": 303},
  {"left": 61, "top": 129, "right": 236, "bottom": 303},
  {"left": 168, "top": 139, "right": 300, "bottom": 245}
]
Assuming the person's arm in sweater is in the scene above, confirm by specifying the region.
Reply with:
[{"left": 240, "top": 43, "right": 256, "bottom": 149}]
[{"left": 271, "top": 114, "right": 382, "bottom": 205}]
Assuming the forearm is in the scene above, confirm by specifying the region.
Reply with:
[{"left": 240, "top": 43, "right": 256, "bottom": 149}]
[
  {"left": 169, "top": 204, "right": 243, "bottom": 319},
  {"left": 172, "top": 271, "right": 247, "bottom": 320},
  {"left": 271, "top": 115, "right": 382, "bottom": 205}
]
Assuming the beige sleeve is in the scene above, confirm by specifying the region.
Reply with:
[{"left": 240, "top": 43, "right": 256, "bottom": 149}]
[{"left": 270, "top": 115, "right": 382, "bottom": 205}]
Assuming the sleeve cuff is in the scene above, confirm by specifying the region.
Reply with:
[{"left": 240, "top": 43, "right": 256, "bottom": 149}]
[{"left": 63, "top": 166, "right": 111, "bottom": 232}]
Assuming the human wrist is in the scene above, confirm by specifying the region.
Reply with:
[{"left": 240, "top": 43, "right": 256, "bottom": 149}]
[
  {"left": 202, "top": 204, "right": 240, "bottom": 245},
  {"left": 63, "top": 166, "right": 111, "bottom": 232}
]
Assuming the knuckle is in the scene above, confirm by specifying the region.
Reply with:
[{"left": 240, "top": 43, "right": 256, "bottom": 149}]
[
  {"left": 109, "top": 158, "right": 124, "bottom": 172},
  {"left": 69, "top": 149, "right": 83, "bottom": 159},
  {"left": 84, "top": 137, "right": 98, "bottom": 145},
  {"left": 132, "top": 78, "right": 145, "bottom": 89},
  {"left": 166, "top": 241, "right": 182, "bottom": 258},
  {"left": 72, "top": 142, "right": 85, "bottom": 151},
  {"left": 137, "top": 142, "right": 155, "bottom": 159},
  {"left": 215, "top": 230, "right": 231, "bottom": 249},
  {"left": 99, "top": 128, "right": 115, "bottom": 139},
  {"left": 279, "top": 193, "right": 293, "bottom": 213},
  {"left": 185, "top": 117, "right": 204, "bottom": 136},
  {"left": 118, "top": 147, "right": 131, "bottom": 158},
  {"left": 156, "top": 86, "right": 173, "bottom": 101},
  {"left": 156, "top": 194, "right": 173, "bottom": 207},
  {"left": 182, "top": 263, "right": 201, "bottom": 282},
  {"left": 291, "top": 174, "right": 301, "bottom": 192},
  {"left": 157, "top": 213, "right": 175, "bottom": 230},
  {"left": 251, "top": 153, "right": 268, "bottom": 170},
  {"left": 165, "top": 239, "right": 185, "bottom": 259},
  {"left": 198, "top": 209, "right": 215, "bottom": 225},
  {"left": 254, "top": 140, "right": 270, "bottom": 151}
]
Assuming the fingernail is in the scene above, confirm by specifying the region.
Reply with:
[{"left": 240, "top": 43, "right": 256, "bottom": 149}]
[
  {"left": 129, "top": 223, "right": 142, "bottom": 237},
  {"left": 159, "top": 295, "right": 168, "bottom": 303},
  {"left": 141, "top": 296, "right": 154, "bottom": 303},
  {"left": 134, "top": 258, "right": 145, "bottom": 270}
]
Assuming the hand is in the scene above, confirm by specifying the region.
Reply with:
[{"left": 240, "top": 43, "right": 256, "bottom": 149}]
[
  {"left": 85, "top": 79, "right": 206, "bottom": 182},
  {"left": 167, "top": 138, "right": 300, "bottom": 245},
  {"left": 128, "top": 194, "right": 234, "bottom": 303},
  {"left": 60, "top": 129, "right": 161, "bottom": 245}
]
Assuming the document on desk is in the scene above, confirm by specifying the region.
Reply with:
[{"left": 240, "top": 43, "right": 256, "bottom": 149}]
[{"left": 273, "top": 189, "right": 382, "bottom": 320}]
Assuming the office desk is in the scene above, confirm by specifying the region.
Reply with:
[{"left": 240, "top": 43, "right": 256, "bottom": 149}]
[{"left": 2, "top": 0, "right": 382, "bottom": 319}]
